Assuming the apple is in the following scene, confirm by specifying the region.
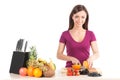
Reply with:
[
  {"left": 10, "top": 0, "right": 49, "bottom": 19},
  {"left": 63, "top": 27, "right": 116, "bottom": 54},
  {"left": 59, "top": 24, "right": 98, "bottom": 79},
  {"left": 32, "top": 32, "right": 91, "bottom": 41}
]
[{"left": 19, "top": 67, "right": 28, "bottom": 76}]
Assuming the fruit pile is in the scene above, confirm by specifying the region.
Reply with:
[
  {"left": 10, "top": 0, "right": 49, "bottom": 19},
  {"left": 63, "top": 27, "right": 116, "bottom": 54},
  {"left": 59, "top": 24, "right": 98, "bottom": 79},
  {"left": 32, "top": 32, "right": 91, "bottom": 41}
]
[
  {"left": 66, "top": 61, "right": 89, "bottom": 76},
  {"left": 19, "top": 46, "right": 56, "bottom": 78},
  {"left": 67, "top": 67, "right": 80, "bottom": 76},
  {"left": 19, "top": 67, "right": 43, "bottom": 77}
]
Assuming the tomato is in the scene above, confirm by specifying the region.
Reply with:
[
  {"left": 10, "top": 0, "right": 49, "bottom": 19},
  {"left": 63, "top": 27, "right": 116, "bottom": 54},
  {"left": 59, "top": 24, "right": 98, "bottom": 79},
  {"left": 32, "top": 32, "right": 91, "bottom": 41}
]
[
  {"left": 67, "top": 67, "right": 73, "bottom": 76},
  {"left": 67, "top": 67, "right": 72, "bottom": 72},
  {"left": 19, "top": 67, "right": 28, "bottom": 76},
  {"left": 67, "top": 71, "right": 73, "bottom": 76},
  {"left": 33, "top": 68, "right": 42, "bottom": 78}
]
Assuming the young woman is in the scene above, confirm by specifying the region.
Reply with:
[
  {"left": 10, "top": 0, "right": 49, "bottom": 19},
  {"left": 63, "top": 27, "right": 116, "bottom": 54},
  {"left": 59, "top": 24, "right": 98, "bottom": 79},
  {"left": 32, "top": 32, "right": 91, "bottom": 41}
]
[{"left": 57, "top": 4, "right": 99, "bottom": 68}]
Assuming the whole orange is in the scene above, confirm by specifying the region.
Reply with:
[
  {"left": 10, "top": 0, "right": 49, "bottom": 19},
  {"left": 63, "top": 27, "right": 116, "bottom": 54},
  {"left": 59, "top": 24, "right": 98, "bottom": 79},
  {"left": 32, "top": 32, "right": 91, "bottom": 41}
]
[
  {"left": 33, "top": 68, "right": 42, "bottom": 78},
  {"left": 27, "top": 66, "right": 34, "bottom": 77}
]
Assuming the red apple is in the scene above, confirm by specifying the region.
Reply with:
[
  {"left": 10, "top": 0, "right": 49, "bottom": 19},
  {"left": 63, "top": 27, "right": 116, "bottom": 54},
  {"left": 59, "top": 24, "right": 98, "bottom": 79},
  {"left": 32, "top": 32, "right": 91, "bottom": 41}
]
[{"left": 19, "top": 67, "right": 28, "bottom": 76}]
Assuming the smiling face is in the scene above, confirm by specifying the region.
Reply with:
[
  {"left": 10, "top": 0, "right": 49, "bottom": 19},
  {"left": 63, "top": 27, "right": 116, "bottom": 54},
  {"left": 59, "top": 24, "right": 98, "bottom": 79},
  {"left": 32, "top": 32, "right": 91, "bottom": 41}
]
[
  {"left": 69, "top": 5, "right": 89, "bottom": 30},
  {"left": 72, "top": 10, "right": 87, "bottom": 27}
]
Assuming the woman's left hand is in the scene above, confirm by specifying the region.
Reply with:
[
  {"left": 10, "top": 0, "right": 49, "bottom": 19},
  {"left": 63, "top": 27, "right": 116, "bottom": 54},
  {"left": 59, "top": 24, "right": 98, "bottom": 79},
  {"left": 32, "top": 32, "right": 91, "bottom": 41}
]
[{"left": 87, "top": 57, "right": 93, "bottom": 68}]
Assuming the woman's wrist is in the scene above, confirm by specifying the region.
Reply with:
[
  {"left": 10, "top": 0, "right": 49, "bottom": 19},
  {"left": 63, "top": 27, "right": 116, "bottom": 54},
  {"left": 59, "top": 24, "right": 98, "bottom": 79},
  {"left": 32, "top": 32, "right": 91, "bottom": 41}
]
[
  {"left": 69, "top": 56, "right": 74, "bottom": 61},
  {"left": 90, "top": 53, "right": 99, "bottom": 61}
]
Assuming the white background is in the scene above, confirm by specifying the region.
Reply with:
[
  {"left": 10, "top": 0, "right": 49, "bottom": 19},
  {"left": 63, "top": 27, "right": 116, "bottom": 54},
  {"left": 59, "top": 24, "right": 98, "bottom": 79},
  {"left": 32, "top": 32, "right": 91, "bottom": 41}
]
[{"left": 0, "top": 0, "right": 120, "bottom": 78}]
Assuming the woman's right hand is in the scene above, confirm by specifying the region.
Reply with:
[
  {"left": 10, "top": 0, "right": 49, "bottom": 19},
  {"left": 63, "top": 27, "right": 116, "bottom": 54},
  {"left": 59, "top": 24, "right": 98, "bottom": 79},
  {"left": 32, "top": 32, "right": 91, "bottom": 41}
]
[{"left": 70, "top": 57, "right": 80, "bottom": 65}]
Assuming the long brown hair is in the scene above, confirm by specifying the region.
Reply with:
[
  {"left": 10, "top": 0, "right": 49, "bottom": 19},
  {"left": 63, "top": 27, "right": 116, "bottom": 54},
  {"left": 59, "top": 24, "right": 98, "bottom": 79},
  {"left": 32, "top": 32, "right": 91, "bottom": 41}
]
[{"left": 68, "top": 5, "right": 89, "bottom": 30}]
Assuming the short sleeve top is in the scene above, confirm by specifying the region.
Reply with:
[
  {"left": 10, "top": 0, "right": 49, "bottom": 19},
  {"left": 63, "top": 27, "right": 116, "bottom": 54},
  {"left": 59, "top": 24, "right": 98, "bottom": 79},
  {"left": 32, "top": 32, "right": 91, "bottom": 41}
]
[{"left": 59, "top": 30, "right": 96, "bottom": 67}]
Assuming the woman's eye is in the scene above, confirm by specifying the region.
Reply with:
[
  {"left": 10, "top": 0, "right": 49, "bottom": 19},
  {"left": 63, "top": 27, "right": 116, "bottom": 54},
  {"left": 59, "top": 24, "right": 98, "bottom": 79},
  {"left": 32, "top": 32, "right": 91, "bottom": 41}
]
[
  {"left": 82, "top": 16, "right": 85, "bottom": 19},
  {"left": 75, "top": 16, "right": 79, "bottom": 18},
  {"left": 82, "top": 15, "right": 87, "bottom": 19}
]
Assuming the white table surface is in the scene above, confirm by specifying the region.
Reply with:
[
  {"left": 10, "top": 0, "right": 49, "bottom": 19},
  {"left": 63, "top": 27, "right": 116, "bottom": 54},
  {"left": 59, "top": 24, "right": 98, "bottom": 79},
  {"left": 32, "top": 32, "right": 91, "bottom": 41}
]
[{"left": 1, "top": 70, "right": 120, "bottom": 80}]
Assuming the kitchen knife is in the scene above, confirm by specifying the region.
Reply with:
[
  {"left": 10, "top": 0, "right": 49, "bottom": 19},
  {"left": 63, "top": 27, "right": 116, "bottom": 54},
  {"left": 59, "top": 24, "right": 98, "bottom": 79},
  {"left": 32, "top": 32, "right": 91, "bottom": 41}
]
[
  {"left": 19, "top": 39, "right": 24, "bottom": 51},
  {"left": 16, "top": 39, "right": 21, "bottom": 51},
  {"left": 24, "top": 41, "right": 28, "bottom": 52}
]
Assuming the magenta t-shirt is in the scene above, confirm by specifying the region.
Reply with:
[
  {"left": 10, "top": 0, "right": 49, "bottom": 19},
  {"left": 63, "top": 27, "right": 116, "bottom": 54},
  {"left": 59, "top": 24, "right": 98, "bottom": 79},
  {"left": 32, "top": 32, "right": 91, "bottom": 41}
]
[{"left": 59, "top": 30, "right": 96, "bottom": 67}]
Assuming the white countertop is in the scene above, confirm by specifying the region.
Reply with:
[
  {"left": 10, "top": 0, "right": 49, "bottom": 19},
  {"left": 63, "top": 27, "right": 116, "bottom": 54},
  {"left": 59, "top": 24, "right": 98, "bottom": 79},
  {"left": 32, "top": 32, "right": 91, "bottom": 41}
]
[{"left": 2, "top": 70, "right": 120, "bottom": 80}]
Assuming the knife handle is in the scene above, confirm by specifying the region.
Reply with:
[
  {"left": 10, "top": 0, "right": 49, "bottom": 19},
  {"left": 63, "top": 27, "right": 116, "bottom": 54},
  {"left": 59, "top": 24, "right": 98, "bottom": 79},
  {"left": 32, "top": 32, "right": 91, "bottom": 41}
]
[{"left": 24, "top": 41, "right": 27, "bottom": 52}]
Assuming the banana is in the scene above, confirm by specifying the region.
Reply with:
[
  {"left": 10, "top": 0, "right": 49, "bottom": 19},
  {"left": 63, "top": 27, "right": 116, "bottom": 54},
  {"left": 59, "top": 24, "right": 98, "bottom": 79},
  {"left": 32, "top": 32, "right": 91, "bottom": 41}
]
[
  {"left": 38, "top": 58, "right": 47, "bottom": 64},
  {"left": 48, "top": 58, "right": 56, "bottom": 71}
]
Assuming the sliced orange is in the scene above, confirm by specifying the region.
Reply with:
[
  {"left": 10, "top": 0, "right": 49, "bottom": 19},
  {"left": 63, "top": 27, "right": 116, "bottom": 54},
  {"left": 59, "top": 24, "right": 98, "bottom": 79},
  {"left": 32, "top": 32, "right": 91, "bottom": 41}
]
[{"left": 72, "top": 64, "right": 81, "bottom": 70}]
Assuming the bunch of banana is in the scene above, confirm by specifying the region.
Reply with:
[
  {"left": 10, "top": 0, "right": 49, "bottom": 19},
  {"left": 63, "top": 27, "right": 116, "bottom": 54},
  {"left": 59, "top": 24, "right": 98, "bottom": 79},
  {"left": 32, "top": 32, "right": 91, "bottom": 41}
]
[
  {"left": 37, "top": 58, "right": 47, "bottom": 70},
  {"left": 48, "top": 58, "right": 56, "bottom": 71},
  {"left": 38, "top": 58, "right": 47, "bottom": 64},
  {"left": 38, "top": 58, "right": 55, "bottom": 77}
]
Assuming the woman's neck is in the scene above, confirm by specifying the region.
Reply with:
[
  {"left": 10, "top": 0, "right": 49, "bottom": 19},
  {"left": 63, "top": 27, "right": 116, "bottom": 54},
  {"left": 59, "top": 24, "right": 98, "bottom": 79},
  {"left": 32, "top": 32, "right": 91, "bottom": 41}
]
[{"left": 72, "top": 26, "right": 84, "bottom": 31}]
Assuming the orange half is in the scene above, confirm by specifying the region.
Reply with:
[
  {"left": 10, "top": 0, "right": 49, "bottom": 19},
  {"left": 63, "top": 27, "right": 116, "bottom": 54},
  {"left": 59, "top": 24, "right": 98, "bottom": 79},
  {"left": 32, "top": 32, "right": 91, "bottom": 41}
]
[{"left": 72, "top": 64, "right": 81, "bottom": 70}]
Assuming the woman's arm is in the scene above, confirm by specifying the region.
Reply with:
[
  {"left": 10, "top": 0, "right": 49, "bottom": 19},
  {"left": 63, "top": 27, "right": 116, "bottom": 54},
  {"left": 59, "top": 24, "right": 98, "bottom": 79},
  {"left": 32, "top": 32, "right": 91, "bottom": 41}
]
[
  {"left": 87, "top": 41, "right": 99, "bottom": 68},
  {"left": 57, "top": 42, "right": 80, "bottom": 64}
]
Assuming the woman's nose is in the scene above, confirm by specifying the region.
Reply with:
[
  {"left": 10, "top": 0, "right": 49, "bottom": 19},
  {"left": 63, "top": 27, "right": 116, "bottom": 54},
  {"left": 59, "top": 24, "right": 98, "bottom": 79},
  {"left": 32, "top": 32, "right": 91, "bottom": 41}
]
[{"left": 78, "top": 18, "right": 82, "bottom": 22}]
